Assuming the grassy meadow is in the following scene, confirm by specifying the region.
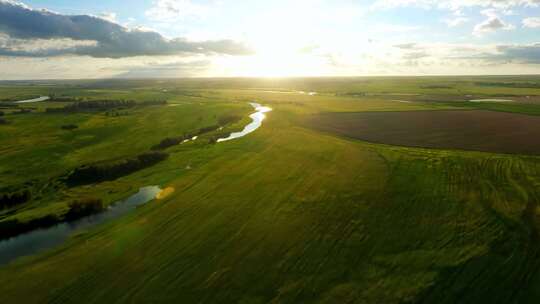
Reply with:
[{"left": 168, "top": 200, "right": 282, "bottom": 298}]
[{"left": 1, "top": 77, "right": 540, "bottom": 303}]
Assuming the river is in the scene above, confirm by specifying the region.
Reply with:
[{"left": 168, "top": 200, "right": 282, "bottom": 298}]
[
  {"left": 13, "top": 96, "right": 50, "bottom": 104},
  {"left": 217, "top": 102, "right": 272, "bottom": 142},
  {"left": 0, "top": 186, "right": 161, "bottom": 265},
  {"left": 0, "top": 102, "right": 273, "bottom": 265}
]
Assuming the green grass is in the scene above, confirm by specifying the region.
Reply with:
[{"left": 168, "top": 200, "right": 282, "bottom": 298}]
[
  {"left": 1, "top": 77, "right": 540, "bottom": 303},
  {"left": 0, "top": 98, "right": 250, "bottom": 223}
]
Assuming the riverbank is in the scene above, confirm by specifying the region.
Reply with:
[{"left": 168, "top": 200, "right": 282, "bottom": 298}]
[{"left": 0, "top": 186, "right": 161, "bottom": 265}]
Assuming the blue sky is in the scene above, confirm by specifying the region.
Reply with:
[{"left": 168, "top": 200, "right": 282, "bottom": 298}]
[{"left": 0, "top": 0, "right": 539, "bottom": 79}]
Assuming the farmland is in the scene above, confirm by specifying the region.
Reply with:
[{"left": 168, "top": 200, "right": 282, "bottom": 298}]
[
  {"left": 305, "top": 110, "right": 540, "bottom": 155},
  {"left": 0, "top": 77, "right": 540, "bottom": 303}
]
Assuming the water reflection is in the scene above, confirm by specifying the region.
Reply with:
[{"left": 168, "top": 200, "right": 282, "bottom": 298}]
[
  {"left": 0, "top": 186, "right": 161, "bottom": 265},
  {"left": 217, "top": 103, "right": 272, "bottom": 143},
  {"left": 14, "top": 96, "right": 50, "bottom": 104}
]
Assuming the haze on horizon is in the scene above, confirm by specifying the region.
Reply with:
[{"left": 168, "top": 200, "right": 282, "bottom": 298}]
[{"left": 0, "top": 0, "right": 540, "bottom": 80}]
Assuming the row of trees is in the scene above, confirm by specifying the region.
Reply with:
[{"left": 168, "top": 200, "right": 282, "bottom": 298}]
[
  {"left": 45, "top": 100, "right": 167, "bottom": 113},
  {"left": 67, "top": 151, "right": 169, "bottom": 185},
  {"left": 151, "top": 136, "right": 189, "bottom": 150},
  {"left": 0, "top": 215, "right": 59, "bottom": 240},
  {"left": 46, "top": 100, "right": 137, "bottom": 113},
  {"left": 65, "top": 198, "right": 104, "bottom": 221}
]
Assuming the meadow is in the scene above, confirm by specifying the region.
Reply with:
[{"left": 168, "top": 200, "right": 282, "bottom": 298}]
[{"left": 0, "top": 77, "right": 540, "bottom": 303}]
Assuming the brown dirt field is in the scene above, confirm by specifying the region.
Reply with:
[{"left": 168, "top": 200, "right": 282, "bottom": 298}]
[{"left": 305, "top": 110, "right": 540, "bottom": 155}]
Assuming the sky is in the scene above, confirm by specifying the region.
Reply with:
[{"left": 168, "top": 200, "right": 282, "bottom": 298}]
[{"left": 0, "top": 0, "right": 539, "bottom": 79}]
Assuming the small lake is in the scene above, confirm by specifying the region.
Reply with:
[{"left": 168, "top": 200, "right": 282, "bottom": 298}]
[
  {"left": 13, "top": 96, "right": 50, "bottom": 104},
  {"left": 0, "top": 186, "right": 161, "bottom": 265},
  {"left": 217, "top": 102, "right": 272, "bottom": 142}
]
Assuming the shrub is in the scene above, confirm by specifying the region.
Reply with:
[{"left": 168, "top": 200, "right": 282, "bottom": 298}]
[
  {"left": 0, "top": 118, "right": 7, "bottom": 125},
  {"left": 0, "top": 190, "right": 31, "bottom": 209}
]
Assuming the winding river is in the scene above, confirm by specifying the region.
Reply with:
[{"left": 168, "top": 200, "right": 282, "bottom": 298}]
[
  {"left": 217, "top": 103, "right": 272, "bottom": 142},
  {"left": 0, "top": 102, "right": 273, "bottom": 265},
  {"left": 13, "top": 96, "right": 50, "bottom": 104}
]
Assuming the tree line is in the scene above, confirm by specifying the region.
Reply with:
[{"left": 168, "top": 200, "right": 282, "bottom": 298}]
[
  {"left": 152, "top": 114, "right": 241, "bottom": 150},
  {"left": 65, "top": 198, "right": 104, "bottom": 221},
  {"left": 46, "top": 100, "right": 136, "bottom": 113},
  {"left": 45, "top": 100, "right": 167, "bottom": 113},
  {"left": 67, "top": 151, "right": 169, "bottom": 185}
]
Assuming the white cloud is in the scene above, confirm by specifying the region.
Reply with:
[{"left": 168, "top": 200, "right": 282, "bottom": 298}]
[
  {"left": 0, "top": 33, "right": 98, "bottom": 56},
  {"left": 373, "top": 0, "right": 540, "bottom": 10},
  {"left": 523, "top": 17, "right": 540, "bottom": 28},
  {"left": 473, "top": 11, "right": 515, "bottom": 35},
  {"left": 0, "top": 1, "right": 251, "bottom": 58},
  {"left": 445, "top": 17, "right": 469, "bottom": 27},
  {"left": 98, "top": 12, "right": 117, "bottom": 22},
  {"left": 145, "top": 0, "right": 210, "bottom": 21}
]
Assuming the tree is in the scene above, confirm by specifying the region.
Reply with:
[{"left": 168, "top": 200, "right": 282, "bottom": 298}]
[{"left": 65, "top": 198, "right": 104, "bottom": 221}]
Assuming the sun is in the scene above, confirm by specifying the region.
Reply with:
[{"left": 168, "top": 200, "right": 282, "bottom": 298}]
[
  {"left": 210, "top": 5, "right": 334, "bottom": 77},
  {"left": 214, "top": 30, "right": 331, "bottom": 77},
  {"left": 214, "top": 52, "right": 330, "bottom": 78}
]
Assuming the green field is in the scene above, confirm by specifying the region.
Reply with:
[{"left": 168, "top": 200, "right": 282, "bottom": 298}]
[{"left": 1, "top": 77, "right": 540, "bottom": 303}]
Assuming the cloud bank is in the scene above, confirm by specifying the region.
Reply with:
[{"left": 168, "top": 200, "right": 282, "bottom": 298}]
[
  {"left": 374, "top": 0, "right": 540, "bottom": 10},
  {"left": 0, "top": 0, "right": 251, "bottom": 58},
  {"left": 523, "top": 17, "right": 540, "bottom": 28}
]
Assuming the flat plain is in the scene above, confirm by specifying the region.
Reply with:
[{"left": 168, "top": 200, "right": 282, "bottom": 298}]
[{"left": 1, "top": 76, "right": 540, "bottom": 303}]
